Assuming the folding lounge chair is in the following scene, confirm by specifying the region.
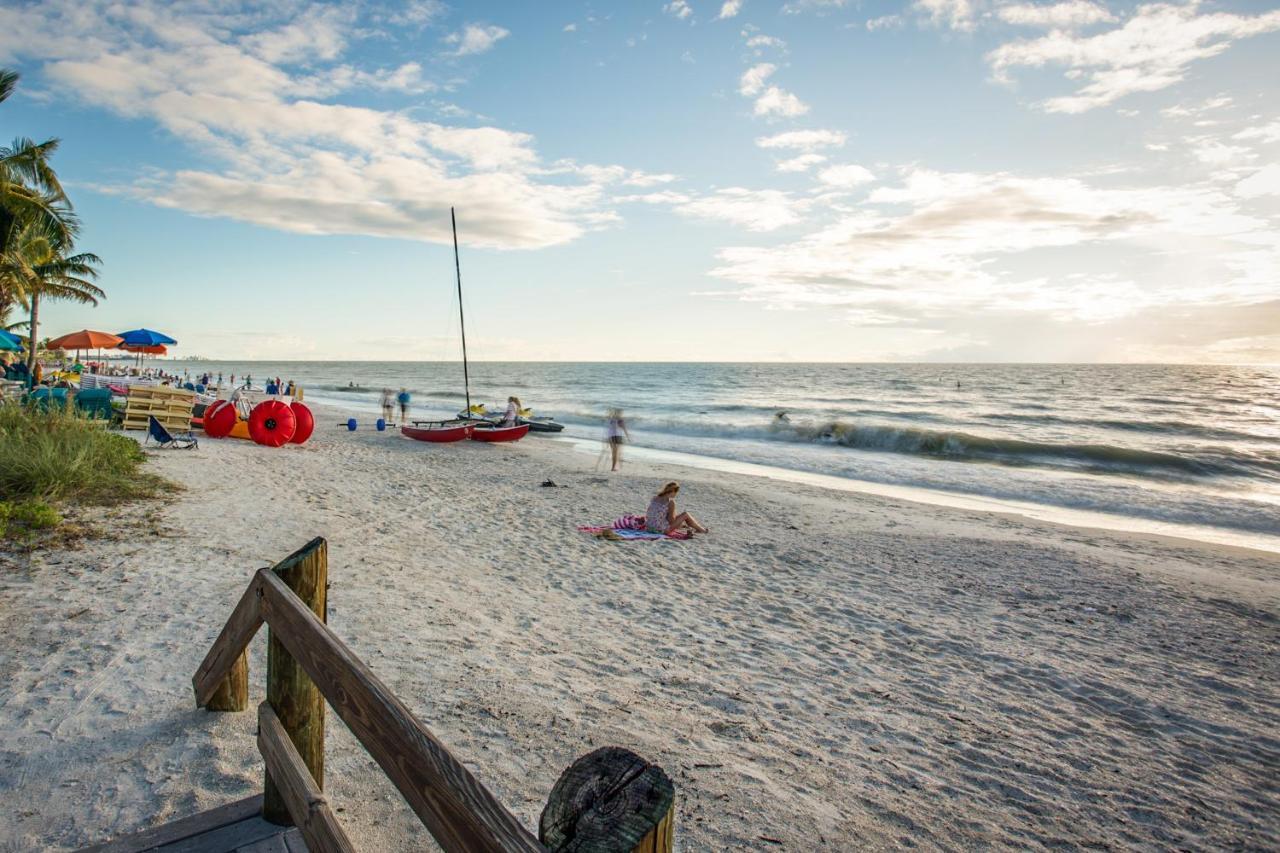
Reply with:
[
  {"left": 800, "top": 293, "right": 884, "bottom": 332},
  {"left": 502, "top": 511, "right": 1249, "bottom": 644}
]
[{"left": 146, "top": 415, "right": 198, "bottom": 449}]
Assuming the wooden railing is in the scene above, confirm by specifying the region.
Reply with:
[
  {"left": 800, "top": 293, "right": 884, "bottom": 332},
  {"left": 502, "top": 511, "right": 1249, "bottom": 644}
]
[{"left": 192, "top": 538, "right": 674, "bottom": 853}]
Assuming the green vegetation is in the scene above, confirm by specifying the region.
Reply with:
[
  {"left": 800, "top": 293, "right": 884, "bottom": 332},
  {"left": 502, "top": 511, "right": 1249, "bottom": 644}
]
[{"left": 0, "top": 406, "right": 170, "bottom": 543}]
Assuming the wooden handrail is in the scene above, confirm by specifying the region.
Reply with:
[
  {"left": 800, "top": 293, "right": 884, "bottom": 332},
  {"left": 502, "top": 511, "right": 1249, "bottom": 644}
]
[
  {"left": 256, "top": 568, "right": 544, "bottom": 852},
  {"left": 257, "top": 702, "right": 354, "bottom": 853},
  {"left": 193, "top": 540, "right": 673, "bottom": 853},
  {"left": 191, "top": 573, "right": 262, "bottom": 707}
]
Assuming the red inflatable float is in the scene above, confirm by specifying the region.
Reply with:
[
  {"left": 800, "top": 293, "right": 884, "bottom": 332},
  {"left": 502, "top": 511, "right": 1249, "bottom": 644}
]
[
  {"left": 289, "top": 401, "right": 314, "bottom": 445},
  {"left": 202, "top": 400, "right": 237, "bottom": 438},
  {"left": 248, "top": 400, "right": 296, "bottom": 447}
]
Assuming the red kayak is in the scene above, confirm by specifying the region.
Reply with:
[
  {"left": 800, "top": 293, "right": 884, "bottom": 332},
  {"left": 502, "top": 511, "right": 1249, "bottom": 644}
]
[
  {"left": 469, "top": 423, "right": 530, "bottom": 443},
  {"left": 401, "top": 423, "right": 473, "bottom": 443}
]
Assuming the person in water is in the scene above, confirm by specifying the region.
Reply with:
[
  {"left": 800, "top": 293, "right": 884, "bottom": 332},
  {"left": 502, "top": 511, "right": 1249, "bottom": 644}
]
[
  {"left": 646, "top": 481, "right": 708, "bottom": 535},
  {"left": 605, "top": 408, "right": 630, "bottom": 471},
  {"left": 502, "top": 396, "right": 522, "bottom": 426},
  {"left": 380, "top": 388, "right": 394, "bottom": 425},
  {"left": 397, "top": 388, "right": 410, "bottom": 424}
]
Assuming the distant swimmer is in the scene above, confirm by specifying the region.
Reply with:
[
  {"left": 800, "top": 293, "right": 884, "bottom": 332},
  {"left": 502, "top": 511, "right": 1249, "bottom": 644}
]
[{"left": 775, "top": 411, "right": 790, "bottom": 423}]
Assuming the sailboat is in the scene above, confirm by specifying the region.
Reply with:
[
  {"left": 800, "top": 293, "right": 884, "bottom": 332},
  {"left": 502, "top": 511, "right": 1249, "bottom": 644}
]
[{"left": 401, "top": 208, "right": 529, "bottom": 444}]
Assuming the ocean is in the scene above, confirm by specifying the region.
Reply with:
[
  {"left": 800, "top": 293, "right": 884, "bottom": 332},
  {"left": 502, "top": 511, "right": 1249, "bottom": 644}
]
[{"left": 162, "top": 361, "right": 1280, "bottom": 550}]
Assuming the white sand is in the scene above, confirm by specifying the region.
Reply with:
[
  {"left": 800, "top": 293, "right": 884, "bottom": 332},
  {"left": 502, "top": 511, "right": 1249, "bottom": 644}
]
[{"left": 1, "top": 402, "right": 1278, "bottom": 851}]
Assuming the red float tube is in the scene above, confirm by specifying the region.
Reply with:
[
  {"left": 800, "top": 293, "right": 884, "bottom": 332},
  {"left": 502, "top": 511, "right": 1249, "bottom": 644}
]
[
  {"left": 203, "top": 400, "right": 237, "bottom": 438},
  {"left": 248, "top": 400, "right": 296, "bottom": 447},
  {"left": 289, "top": 401, "right": 314, "bottom": 445}
]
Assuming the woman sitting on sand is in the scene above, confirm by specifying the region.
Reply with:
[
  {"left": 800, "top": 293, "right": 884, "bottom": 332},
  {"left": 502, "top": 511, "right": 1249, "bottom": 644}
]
[{"left": 645, "top": 481, "right": 708, "bottom": 535}]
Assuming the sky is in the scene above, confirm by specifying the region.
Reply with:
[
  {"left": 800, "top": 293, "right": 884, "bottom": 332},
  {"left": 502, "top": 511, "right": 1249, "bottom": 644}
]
[{"left": 1, "top": 0, "right": 1278, "bottom": 362}]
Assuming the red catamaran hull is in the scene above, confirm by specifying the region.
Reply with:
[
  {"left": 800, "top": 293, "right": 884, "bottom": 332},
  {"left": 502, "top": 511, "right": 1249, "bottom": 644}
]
[
  {"left": 401, "top": 424, "right": 473, "bottom": 443},
  {"left": 469, "top": 424, "right": 530, "bottom": 443}
]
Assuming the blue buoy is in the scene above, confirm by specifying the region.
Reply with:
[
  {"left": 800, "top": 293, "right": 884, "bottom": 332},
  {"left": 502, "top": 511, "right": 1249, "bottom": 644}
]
[
  {"left": 376, "top": 418, "right": 386, "bottom": 431},
  {"left": 346, "top": 418, "right": 357, "bottom": 431}
]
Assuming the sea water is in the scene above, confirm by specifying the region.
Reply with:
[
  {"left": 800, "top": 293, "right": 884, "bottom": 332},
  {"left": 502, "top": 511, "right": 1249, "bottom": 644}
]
[{"left": 165, "top": 361, "right": 1280, "bottom": 550}]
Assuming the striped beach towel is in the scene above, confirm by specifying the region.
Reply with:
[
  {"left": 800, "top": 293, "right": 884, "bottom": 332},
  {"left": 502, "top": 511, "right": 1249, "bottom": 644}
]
[{"left": 578, "top": 514, "right": 690, "bottom": 541}]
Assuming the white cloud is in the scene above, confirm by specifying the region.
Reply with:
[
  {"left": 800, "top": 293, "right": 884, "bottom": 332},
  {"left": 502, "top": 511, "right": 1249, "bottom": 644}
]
[
  {"left": 738, "top": 64, "right": 810, "bottom": 118},
  {"left": 1189, "top": 139, "right": 1253, "bottom": 167},
  {"left": 1234, "top": 121, "right": 1280, "bottom": 144},
  {"left": 866, "top": 15, "right": 904, "bottom": 31},
  {"left": 0, "top": 0, "right": 664, "bottom": 250},
  {"left": 563, "top": 23, "right": 577, "bottom": 32},
  {"left": 718, "top": 0, "right": 745, "bottom": 20},
  {"left": 444, "top": 24, "right": 511, "bottom": 57},
  {"left": 996, "top": 1, "right": 1115, "bottom": 29},
  {"left": 988, "top": 3, "right": 1280, "bottom": 113},
  {"left": 754, "top": 86, "right": 810, "bottom": 117},
  {"left": 818, "top": 164, "right": 876, "bottom": 187},
  {"left": 777, "top": 154, "right": 827, "bottom": 172},
  {"left": 756, "top": 129, "right": 847, "bottom": 151},
  {"left": 1236, "top": 164, "right": 1280, "bottom": 198},
  {"left": 665, "top": 1, "right": 694, "bottom": 21},
  {"left": 744, "top": 33, "right": 786, "bottom": 51},
  {"left": 708, "top": 167, "right": 1279, "bottom": 324},
  {"left": 676, "top": 188, "right": 805, "bottom": 231},
  {"left": 914, "top": 0, "right": 976, "bottom": 31},
  {"left": 739, "top": 62, "right": 775, "bottom": 96}
]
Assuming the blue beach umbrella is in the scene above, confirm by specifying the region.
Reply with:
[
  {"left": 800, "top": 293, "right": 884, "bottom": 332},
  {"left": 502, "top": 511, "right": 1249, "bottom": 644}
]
[
  {"left": 0, "top": 329, "right": 22, "bottom": 351},
  {"left": 116, "top": 328, "right": 177, "bottom": 346}
]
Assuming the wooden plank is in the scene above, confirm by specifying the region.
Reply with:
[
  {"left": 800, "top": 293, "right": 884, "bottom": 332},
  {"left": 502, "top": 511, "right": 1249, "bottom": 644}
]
[
  {"left": 264, "top": 538, "right": 328, "bottom": 825},
  {"left": 192, "top": 573, "right": 265, "bottom": 708},
  {"left": 232, "top": 833, "right": 293, "bottom": 852},
  {"left": 156, "top": 816, "right": 283, "bottom": 852},
  {"left": 257, "top": 569, "right": 545, "bottom": 853},
  {"left": 76, "top": 796, "right": 263, "bottom": 852},
  {"left": 257, "top": 702, "right": 355, "bottom": 853},
  {"left": 281, "top": 828, "right": 309, "bottom": 853}
]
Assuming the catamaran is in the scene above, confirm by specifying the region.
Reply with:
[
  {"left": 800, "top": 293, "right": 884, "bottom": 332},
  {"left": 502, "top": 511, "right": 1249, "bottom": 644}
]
[{"left": 402, "top": 208, "right": 529, "bottom": 444}]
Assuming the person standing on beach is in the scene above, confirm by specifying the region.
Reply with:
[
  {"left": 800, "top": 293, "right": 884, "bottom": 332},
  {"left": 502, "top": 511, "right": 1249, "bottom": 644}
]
[
  {"left": 605, "top": 408, "right": 631, "bottom": 471},
  {"left": 397, "top": 388, "right": 410, "bottom": 424},
  {"left": 502, "top": 396, "right": 522, "bottom": 426},
  {"left": 381, "top": 388, "right": 394, "bottom": 425}
]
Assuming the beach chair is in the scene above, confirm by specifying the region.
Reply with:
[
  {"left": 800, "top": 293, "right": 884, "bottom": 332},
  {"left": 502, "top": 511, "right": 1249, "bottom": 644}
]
[
  {"left": 146, "top": 415, "right": 198, "bottom": 449},
  {"left": 73, "top": 388, "right": 114, "bottom": 421}
]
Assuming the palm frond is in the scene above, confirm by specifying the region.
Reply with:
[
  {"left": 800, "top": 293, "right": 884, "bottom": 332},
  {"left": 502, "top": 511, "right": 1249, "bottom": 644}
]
[{"left": 0, "top": 69, "right": 17, "bottom": 106}]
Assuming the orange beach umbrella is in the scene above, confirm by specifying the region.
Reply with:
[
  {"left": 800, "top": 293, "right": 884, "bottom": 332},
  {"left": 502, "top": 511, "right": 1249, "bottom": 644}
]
[{"left": 46, "top": 329, "right": 123, "bottom": 350}]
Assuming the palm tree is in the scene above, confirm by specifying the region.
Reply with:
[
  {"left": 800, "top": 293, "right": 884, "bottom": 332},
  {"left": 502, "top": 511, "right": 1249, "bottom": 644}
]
[
  {"left": 0, "top": 68, "right": 98, "bottom": 367},
  {"left": 1, "top": 70, "right": 73, "bottom": 260},
  {"left": 0, "top": 217, "right": 103, "bottom": 367}
]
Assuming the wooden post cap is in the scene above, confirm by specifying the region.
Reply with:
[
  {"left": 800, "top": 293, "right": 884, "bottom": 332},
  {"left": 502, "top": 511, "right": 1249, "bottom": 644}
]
[{"left": 539, "top": 747, "right": 675, "bottom": 853}]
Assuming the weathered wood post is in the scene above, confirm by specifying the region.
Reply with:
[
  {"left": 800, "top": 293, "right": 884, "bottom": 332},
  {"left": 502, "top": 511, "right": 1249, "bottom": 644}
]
[
  {"left": 539, "top": 747, "right": 674, "bottom": 853},
  {"left": 203, "top": 650, "right": 248, "bottom": 711},
  {"left": 263, "top": 537, "right": 328, "bottom": 826}
]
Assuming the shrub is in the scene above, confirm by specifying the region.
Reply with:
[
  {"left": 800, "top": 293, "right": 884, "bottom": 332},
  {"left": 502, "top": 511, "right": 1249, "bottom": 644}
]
[{"left": 0, "top": 405, "right": 169, "bottom": 504}]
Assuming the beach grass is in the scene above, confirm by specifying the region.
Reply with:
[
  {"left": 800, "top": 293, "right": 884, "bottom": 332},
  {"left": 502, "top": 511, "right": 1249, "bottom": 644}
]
[{"left": 0, "top": 405, "right": 172, "bottom": 516}]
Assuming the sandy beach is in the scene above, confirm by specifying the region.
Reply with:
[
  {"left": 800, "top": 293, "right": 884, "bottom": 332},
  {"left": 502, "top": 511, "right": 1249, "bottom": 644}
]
[{"left": 1, "top": 400, "right": 1278, "bottom": 851}]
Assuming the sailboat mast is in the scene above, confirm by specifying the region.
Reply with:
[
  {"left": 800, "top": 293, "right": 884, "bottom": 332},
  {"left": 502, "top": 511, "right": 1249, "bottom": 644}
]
[{"left": 451, "top": 207, "right": 472, "bottom": 413}]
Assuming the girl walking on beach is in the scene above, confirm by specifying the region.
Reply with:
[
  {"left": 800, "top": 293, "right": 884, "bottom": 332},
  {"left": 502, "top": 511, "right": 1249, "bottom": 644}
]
[
  {"left": 502, "top": 395, "right": 522, "bottom": 426},
  {"left": 606, "top": 408, "right": 631, "bottom": 471},
  {"left": 381, "top": 388, "right": 394, "bottom": 425},
  {"left": 646, "top": 481, "right": 708, "bottom": 535}
]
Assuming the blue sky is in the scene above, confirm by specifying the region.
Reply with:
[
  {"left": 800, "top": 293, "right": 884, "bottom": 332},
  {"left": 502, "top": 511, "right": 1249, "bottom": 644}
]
[{"left": 2, "top": 0, "right": 1278, "bottom": 361}]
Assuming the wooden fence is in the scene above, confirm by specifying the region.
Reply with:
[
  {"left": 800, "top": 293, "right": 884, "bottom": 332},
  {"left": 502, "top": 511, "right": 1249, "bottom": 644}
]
[{"left": 191, "top": 538, "right": 674, "bottom": 853}]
